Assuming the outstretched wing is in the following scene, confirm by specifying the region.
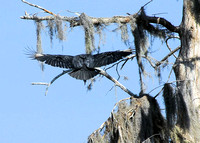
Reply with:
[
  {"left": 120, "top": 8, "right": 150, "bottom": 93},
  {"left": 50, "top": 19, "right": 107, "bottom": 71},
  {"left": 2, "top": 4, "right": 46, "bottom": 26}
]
[
  {"left": 93, "top": 50, "right": 132, "bottom": 67},
  {"left": 34, "top": 53, "right": 74, "bottom": 69}
]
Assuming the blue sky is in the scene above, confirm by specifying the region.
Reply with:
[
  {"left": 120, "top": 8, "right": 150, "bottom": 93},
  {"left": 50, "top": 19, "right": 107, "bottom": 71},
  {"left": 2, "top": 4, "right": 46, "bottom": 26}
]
[{"left": 0, "top": 0, "right": 182, "bottom": 143}]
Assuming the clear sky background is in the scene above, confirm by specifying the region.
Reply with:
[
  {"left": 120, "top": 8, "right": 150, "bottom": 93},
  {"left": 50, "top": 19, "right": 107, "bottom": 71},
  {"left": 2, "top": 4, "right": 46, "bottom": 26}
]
[{"left": 1, "top": 0, "right": 182, "bottom": 143}]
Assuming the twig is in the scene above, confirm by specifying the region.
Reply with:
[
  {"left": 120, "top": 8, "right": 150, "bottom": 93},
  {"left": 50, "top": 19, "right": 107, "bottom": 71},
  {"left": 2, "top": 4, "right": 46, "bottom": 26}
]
[
  {"left": 112, "top": 97, "right": 132, "bottom": 113},
  {"left": 21, "top": 0, "right": 56, "bottom": 16},
  {"left": 167, "top": 67, "right": 174, "bottom": 83},
  {"left": 153, "top": 87, "right": 164, "bottom": 99},
  {"left": 45, "top": 70, "right": 72, "bottom": 95},
  {"left": 116, "top": 64, "right": 121, "bottom": 81},
  {"left": 136, "top": 0, "right": 153, "bottom": 15},
  {"left": 142, "top": 55, "right": 158, "bottom": 68},
  {"left": 105, "top": 54, "right": 136, "bottom": 71},
  {"left": 95, "top": 68, "right": 137, "bottom": 97},
  {"left": 120, "top": 58, "right": 130, "bottom": 70},
  {"left": 121, "top": 54, "right": 136, "bottom": 69},
  {"left": 148, "top": 84, "right": 164, "bottom": 95},
  {"left": 66, "top": 10, "right": 81, "bottom": 16},
  {"left": 166, "top": 36, "right": 180, "bottom": 58},
  {"left": 155, "top": 46, "right": 181, "bottom": 67},
  {"left": 152, "top": 12, "right": 168, "bottom": 16},
  {"left": 31, "top": 70, "right": 72, "bottom": 96},
  {"left": 150, "top": 79, "right": 191, "bottom": 95},
  {"left": 32, "top": 82, "right": 49, "bottom": 85},
  {"left": 151, "top": 79, "right": 191, "bottom": 98},
  {"left": 142, "top": 0, "right": 153, "bottom": 8}
]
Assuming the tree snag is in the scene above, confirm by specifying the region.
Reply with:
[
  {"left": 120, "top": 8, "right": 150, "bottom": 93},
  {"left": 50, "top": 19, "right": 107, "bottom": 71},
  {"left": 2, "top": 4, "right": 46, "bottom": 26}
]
[{"left": 173, "top": 0, "right": 200, "bottom": 142}]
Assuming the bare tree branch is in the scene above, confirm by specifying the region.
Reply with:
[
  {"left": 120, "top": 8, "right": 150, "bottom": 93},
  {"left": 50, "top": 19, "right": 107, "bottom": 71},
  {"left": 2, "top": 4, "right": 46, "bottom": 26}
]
[
  {"left": 104, "top": 54, "right": 136, "bottom": 71},
  {"left": 32, "top": 82, "right": 49, "bottom": 85},
  {"left": 21, "top": 0, "right": 56, "bottom": 16},
  {"left": 165, "top": 36, "right": 180, "bottom": 58},
  {"left": 155, "top": 46, "right": 181, "bottom": 67},
  {"left": 145, "top": 16, "right": 180, "bottom": 33},
  {"left": 95, "top": 68, "right": 137, "bottom": 97},
  {"left": 32, "top": 70, "right": 72, "bottom": 96},
  {"left": 44, "top": 70, "right": 72, "bottom": 95}
]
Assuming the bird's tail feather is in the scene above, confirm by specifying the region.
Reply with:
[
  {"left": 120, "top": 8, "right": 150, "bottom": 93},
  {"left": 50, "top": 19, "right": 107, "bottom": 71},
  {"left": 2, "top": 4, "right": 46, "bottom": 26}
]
[{"left": 69, "top": 69, "right": 99, "bottom": 80}]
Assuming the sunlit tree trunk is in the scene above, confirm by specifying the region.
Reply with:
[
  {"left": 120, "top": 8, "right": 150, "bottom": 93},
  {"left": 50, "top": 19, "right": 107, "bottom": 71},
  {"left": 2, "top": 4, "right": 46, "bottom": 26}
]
[{"left": 174, "top": 0, "right": 200, "bottom": 142}]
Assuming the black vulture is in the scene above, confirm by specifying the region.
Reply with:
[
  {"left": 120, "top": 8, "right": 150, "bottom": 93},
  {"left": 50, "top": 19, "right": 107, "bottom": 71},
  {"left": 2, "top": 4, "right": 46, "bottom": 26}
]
[{"left": 32, "top": 49, "right": 132, "bottom": 82}]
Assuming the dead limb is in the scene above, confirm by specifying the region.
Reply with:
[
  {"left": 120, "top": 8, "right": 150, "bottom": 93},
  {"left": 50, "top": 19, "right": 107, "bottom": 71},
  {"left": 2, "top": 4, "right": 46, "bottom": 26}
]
[
  {"left": 21, "top": 0, "right": 56, "bottom": 16},
  {"left": 32, "top": 69, "right": 72, "bottom": 96},
  {"left": 95, "top": 68, "right": 137, "bottom": 97},
  {"left": 21, "top": 14, "right": 180, "bottom": 33},
  {"left": 155, "top": 46, "right": 181, "bottom": 67},
  {"left": 166, "top": 36, "right": 180, "bottom": 58},
  {"left": 21, "top": 0, "right": 180, "bottom": 33},
  {"left": 32, "top": 82, "right": 49, "bottom": 85},
  {"left": 145, "top": 16, "right": 180, "bottom": 33}
]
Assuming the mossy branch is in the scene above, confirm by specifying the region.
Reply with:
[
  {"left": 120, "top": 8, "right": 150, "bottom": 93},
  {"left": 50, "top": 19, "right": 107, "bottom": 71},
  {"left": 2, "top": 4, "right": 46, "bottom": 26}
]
[{"left": 21, "top": 0, "right": 180, "bottom": 33}]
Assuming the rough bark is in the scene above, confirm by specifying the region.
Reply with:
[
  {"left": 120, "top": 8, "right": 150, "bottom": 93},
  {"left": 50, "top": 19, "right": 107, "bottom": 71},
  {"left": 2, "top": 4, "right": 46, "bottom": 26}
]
[{"left": 174, "top": 0, "right": 200, "bottom": 142}]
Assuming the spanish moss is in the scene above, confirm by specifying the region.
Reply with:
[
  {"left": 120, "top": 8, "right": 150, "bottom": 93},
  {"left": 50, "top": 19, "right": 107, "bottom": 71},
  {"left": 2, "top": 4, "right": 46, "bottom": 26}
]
[{"left": 80, "top": 13, "right": 95, "bottom": 54}]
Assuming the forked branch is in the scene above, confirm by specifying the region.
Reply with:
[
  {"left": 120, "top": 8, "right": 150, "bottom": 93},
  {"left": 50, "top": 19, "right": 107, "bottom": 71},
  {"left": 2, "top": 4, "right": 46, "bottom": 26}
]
[{"left": 32, "top": 69, "right": 72, "bottom": 96}]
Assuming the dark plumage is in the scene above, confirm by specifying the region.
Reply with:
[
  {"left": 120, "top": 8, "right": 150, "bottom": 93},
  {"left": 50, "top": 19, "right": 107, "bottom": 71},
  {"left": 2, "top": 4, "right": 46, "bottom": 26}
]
[{"left": 33, "top": 49, "right": 132, "bottom": 81}]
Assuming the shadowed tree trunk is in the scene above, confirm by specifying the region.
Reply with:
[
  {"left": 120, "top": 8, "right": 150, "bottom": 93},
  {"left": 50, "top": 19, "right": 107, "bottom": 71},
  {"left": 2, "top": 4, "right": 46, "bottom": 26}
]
[{"left": 173, "top": 0, "right": 200, "bottom": 142}]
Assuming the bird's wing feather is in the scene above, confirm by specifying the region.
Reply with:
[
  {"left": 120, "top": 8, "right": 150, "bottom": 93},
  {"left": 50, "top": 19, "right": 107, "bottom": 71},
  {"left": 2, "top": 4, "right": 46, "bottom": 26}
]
[
  {"left": 93, "top": 50, "right": 132, "bottom": 67},
  {"left": 34, "top": 54, "right": 74, "bottom": 69},
  {"left": 69, "top": 68, "right": 99, "bottom": 80}
]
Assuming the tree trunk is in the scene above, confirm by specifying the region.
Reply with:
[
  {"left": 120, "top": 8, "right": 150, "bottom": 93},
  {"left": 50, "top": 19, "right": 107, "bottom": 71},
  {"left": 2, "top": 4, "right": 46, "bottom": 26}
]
[{"left": 174, "top": 0, "right": 200, "bottom": 142}]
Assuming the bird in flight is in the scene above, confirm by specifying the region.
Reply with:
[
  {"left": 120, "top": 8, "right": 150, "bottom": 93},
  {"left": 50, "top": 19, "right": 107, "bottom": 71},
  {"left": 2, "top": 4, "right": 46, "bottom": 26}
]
[{"left": 32, "top": 49, "right": 132, "bottom": 82}]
